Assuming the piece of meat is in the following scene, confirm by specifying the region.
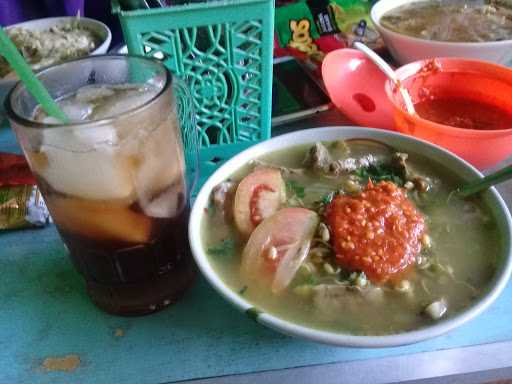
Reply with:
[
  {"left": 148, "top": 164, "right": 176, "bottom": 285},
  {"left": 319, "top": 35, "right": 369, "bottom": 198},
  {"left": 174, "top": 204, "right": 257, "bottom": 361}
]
[
  {"left": 212, "top": 180, "right": 237, "bottom": 221},
  {"left": 328, "top": 155, "right": 378, "bottom": 175},
  {"left": 305, "top": 142, "right": 378, "bottom": 176},
  {"left": 391, "top": 152, "right": 431, "bottom": 192},
  {"left": 305, "top": 142, "right": 333, "bottom": 173}
]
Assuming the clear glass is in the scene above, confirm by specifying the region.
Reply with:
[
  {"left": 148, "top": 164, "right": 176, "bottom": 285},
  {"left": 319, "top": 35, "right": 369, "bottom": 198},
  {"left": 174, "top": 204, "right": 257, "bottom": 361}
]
[{"left": 5, "top": 55, "right": 198, "bottom": 316}]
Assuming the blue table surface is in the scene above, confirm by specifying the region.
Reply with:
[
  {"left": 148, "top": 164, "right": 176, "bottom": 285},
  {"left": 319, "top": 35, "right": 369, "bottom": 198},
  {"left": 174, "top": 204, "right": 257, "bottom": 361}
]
[{"left": 1, "top": 122, "right": 512, "bottom": 384}]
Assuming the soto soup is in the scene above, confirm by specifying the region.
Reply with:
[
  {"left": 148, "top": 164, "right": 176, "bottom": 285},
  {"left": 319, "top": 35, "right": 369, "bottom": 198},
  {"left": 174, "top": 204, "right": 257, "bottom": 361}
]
[
  {"left": 379, "top": 0, "right": 512, "bottom": 43},
  {"left": 201, "top": 140, "right": 500, "bottom": 335}
]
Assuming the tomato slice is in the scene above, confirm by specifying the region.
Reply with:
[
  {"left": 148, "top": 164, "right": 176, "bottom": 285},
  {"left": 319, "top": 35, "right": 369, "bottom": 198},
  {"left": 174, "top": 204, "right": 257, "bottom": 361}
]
[
  {"left": 240, "top": 208, "right": 319, "bottom": 293},
  {"left": 234, "top": 167, "right": 286, "bottom": 237}
]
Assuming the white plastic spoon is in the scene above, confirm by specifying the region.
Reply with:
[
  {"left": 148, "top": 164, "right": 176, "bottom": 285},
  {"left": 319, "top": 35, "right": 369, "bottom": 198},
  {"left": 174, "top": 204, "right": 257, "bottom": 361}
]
[{"left": 353, "top": 41, "right": 416, "bottom": 115}]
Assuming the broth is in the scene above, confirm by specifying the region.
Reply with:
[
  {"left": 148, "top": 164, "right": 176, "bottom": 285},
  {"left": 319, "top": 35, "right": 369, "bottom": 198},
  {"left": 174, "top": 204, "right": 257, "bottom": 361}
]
[
  {"left": 201, "top": 141, "right": 499, "bottom": 335},
  {"left": 380, "top": 0, "right": 512, "bottom": 43}
]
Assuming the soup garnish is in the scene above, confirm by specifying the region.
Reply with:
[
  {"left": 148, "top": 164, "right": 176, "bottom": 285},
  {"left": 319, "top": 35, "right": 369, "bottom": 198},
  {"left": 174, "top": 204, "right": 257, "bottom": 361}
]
[
  {"left": 202, "top": 141, "right": 498, "bottom": 335},
  {"left": 379, "top": 0, "right": 512, "bottom": 43},
  {"left": 326, "top": 181, "right": 426, "bottom": 282},
  {"left": 233, "top": 167, "right": 286, "bottom": 238}
]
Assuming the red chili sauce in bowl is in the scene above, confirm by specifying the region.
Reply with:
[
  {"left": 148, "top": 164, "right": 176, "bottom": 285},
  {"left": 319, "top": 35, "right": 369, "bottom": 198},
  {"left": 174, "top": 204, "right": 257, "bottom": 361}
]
[{"left": 414, "top": 97, "right": 512, "bottom": 130}]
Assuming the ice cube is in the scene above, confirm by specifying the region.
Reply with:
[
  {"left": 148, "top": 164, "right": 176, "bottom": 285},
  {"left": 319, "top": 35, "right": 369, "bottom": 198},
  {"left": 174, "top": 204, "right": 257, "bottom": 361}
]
[
  {"left": 90, "top": 88, "right": 159, "bottom": 120},
  {"left": 75, "top": 85, "right": 115, "bottom": 103},
  {"left": 73, "top": 125, "right": 117, "bottom": 147},
  {"left": 133, "top": 117, "right": 186, "bottom": 217},
  {"left": 41, "top": 116, "right": 62, "bottom": 125},
  {"left": 46, "top": 195, "right": 152, "bottom": 244},
  {"left": 140, "top": 182, "right": 185, "bottom": 218},
  {"left": 35, "top": 125, "right": 136, "bottom": 200},
  {"left": 59, "top": 99, "right": 93, "bottom": 121},
  {"left": 110, "top": 84, "right": 147, "bottom": 91}
]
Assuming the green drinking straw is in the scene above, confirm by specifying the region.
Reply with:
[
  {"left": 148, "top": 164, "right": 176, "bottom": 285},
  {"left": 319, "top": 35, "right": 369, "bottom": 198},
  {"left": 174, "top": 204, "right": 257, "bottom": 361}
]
[{"left": 0, "top": 27, "right": 69, "bottom": 123}]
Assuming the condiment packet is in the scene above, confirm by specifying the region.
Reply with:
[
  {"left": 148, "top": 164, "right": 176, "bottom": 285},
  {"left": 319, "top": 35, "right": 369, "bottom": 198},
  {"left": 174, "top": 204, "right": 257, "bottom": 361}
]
[{"left": 0, "top": 153, "right": 50, "bottom": 230}]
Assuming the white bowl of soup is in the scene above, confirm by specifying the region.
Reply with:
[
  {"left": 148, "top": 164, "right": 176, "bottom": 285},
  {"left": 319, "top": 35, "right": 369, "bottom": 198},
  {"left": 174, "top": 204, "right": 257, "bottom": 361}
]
[
  {"left": 371, "top": 0, "right": 512, "bottom": 65},
  {"left": 189, "top": 126, "right": 512, "bottom": 347}
]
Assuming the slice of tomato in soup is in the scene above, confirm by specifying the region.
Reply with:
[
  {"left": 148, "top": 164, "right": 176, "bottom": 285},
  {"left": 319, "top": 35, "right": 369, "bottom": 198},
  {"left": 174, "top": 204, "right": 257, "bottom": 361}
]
[
  {"left": 234, "top": 167, "right": 286, "bottom": 237},
  {"left": 326, "top": 181, "right": 426, "bottom": 282},
  {"left": 241, "top": 207, "right": 319, "bottom": 293}
]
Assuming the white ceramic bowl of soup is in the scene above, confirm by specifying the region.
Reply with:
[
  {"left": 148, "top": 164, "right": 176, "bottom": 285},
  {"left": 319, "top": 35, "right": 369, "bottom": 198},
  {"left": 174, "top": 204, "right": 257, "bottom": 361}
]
[
  {"left": 189, "top": 126, "right": 512, "bottom": 347},
  {"left": 371, "top": 0, "right": 512, "bottom": 65},
  {"left": 0, "top": 17, "right": 111, "bottom": 120}
]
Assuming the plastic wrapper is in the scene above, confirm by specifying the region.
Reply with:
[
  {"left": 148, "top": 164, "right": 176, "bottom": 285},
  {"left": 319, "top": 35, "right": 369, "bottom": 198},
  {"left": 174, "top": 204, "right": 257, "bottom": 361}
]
[
  {"left": 274, "top": 0, "right": 385, "bottom": 76},
  {"left": 0, "top": 153, "right": 50, "bottom": 230}
]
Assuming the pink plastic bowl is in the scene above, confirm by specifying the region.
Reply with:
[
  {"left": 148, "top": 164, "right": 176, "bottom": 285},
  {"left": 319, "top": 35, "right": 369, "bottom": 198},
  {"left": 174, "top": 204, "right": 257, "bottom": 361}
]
[{"left": 322, "top": 48, "right": 393, "bottom": 130}]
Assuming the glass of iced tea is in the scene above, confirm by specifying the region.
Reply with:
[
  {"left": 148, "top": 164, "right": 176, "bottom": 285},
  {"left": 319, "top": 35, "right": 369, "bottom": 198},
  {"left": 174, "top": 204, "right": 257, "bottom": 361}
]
[{"left": 5, "top": 55, "right": 197, "bottom": 316}]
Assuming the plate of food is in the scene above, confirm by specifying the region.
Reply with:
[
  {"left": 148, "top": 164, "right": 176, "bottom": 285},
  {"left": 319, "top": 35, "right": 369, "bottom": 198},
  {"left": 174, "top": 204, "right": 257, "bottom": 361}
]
[
  {"left": 0, "top": 16, "right": 111, "bottom": 118},
  {"left": 189, "top": 126, "right": 512, "bottom": 347}
]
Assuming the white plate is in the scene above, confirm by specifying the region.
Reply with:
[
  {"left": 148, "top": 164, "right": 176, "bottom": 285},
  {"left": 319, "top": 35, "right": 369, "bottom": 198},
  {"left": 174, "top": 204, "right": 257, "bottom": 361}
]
[{"left": 1, "top": 16, "right": 112, "bottom": 118}]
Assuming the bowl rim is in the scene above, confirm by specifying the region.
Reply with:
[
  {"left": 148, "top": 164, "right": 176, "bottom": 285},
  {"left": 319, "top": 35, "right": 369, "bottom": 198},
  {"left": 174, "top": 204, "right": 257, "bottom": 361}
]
[
  {"left": 370, "top": 0, "right": 512, "bottom": 47},
  {"left": 189, "top": 126, "right": 512, "bottom": 347}
]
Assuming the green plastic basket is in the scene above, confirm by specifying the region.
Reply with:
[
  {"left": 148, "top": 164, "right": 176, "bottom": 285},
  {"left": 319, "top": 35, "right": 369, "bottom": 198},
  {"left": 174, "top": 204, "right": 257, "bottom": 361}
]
[{"left": 112, "top": 0, "right": 275, "bottom": 184}]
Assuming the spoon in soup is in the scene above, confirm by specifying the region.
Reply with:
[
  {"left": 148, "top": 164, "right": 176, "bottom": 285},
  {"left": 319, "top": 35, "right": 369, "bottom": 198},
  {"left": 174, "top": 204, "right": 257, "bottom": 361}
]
[
  {"left": 456, "top": 164, "right": 512, "bottom": 197},
  {"left": 353, "top": 41, "right": 416, "bottom": 115}
]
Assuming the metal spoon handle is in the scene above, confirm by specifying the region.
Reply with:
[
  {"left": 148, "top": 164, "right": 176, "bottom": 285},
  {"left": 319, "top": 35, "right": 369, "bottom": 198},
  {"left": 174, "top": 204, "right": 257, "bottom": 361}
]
[{"left": 457, "top": 164, "right": 512, "bottom": 198}]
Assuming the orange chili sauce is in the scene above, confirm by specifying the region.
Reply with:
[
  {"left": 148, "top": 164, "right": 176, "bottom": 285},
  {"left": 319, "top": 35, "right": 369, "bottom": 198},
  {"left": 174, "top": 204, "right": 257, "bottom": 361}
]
[
  {"left": 415, "top": 97, "right": 512, "bottom": 130},
  {"left": 326, "top": 181, "right": 426, "bottom": 282}
]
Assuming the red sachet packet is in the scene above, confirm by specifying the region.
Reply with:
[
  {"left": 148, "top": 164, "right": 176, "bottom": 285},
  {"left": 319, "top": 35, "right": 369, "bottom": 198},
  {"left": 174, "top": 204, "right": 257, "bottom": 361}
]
[
  {"left": 0, "top": 152, "right": 37, "bottom": 187},
  {"left": 0, "top": 152, "right": 50, "bottom": 230}
]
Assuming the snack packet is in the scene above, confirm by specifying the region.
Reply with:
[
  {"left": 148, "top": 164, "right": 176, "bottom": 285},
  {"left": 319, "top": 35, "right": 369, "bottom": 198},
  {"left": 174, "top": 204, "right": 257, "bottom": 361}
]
[
  {"left": 275, "top": 0, "right": 384, "bottom": 73},
  {"left": 0, "top": 153, "right": 50, "bottom": 230}
]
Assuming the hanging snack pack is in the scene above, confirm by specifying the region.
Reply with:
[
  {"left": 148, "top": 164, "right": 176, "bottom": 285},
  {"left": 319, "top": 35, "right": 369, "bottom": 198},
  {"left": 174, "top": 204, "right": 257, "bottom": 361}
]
[{"left": 275, "top": 0, "right": 383, "bottom": 72}]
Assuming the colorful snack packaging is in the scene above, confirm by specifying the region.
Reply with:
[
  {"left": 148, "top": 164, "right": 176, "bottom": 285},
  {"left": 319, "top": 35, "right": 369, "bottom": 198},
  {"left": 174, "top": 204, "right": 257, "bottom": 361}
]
[
  {"left": 274, "top": 0, "right": 384, "bottom": 74},
  {"left": 0, "top": 153, "right": 50, "bottom": 230}
]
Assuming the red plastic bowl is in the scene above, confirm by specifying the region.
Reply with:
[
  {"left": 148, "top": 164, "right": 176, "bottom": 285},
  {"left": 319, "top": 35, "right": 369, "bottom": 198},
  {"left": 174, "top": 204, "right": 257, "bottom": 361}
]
[{"left": 386, "top": 58, "right": 512, "bottom": 169}]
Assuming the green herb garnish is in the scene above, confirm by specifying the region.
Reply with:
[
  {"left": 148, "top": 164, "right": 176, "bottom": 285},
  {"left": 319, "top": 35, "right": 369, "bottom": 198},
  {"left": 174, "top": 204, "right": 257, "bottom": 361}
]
[
  {"left": 286, "top": 180, "right": 305, "bottom": 199},
  {"left": 319, "top": 191, "right": 335, "bottom": 205},
  {"left": 207, "top": 238, "right": 236, "bottom": 257},
  {"left": 246, "top": 307, "right": 262, "bottom": 322},
  {"left": 355, "top": 164, "right": 405, "bottom": 186},
  {"left": 304, "top": 274, "right": 319, "bottom": 286}
]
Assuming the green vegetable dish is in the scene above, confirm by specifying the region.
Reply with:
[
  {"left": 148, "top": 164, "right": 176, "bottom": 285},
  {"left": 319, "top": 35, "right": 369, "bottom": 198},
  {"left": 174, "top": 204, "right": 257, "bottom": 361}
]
[{"left": 202, "top": 140, "right": 500, "bottom": 335}]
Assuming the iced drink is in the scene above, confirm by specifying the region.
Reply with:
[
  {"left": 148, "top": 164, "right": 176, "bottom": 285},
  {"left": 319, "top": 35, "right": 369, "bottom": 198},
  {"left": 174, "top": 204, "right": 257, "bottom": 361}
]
[{"left": 6, "top": 56, "right": 196, "bottom": 315}]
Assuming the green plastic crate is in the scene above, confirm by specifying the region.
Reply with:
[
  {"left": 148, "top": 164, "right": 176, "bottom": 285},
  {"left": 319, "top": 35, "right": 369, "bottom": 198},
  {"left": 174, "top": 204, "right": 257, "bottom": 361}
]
[{"left": 112, "top": 0, "right": 274, "bottom": 184}]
